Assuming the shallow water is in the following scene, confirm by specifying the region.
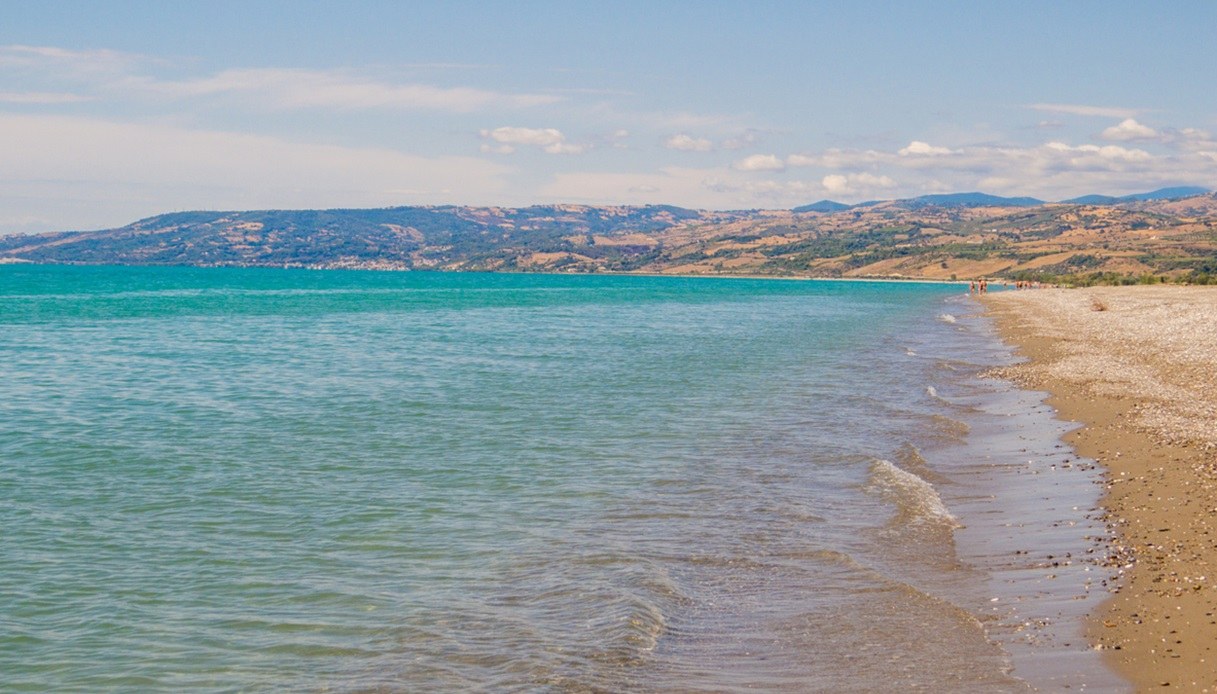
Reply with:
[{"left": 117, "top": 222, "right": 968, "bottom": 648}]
[{"left": 0, "top": 266, "right": 1120, "bottom": 691}]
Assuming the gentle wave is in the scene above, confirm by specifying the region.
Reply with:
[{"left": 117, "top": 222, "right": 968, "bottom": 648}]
[
  {"left": 2, "top": 266, "right": 1030, "bottom": 691},
  {"left": 866, "top": 458, "right": 963, "bottom": 528}
]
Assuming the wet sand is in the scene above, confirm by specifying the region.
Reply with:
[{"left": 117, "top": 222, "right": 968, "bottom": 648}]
[{"left": 984, "top": 286, "right": 1217, "bottom": 691}]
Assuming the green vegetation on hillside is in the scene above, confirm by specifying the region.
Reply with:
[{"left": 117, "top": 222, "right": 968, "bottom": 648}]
[{"left": 3, "top": 195, "right": 1216, "bottom": 283}]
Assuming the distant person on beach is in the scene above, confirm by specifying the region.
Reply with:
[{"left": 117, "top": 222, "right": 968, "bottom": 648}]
[{"left": 969, "top": 280, "right": 977, "bottom": 294}]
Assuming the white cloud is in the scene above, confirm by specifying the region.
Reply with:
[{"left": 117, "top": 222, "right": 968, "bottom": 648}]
[
  {"left": 1100, "top": 118, "right": 1159, "bottom": 141},
  {"left": 820, "top": 175, "right": 850, "bottom": 194},
  {"left": 699, "top": 129, "right": 1217, "bottom": 204},
  {"left": 734, "top": 154, "right": 786, "bottom": 172},
  {"left": 790, "top": 148, "right": 889, "bottom": 169},
  {"left": 1027, "top": 103, "right": 1140, "bottom": 119},
  {"left": 664, "top": 133, "right": 713, "bottom": 151},
  {"left": 663, "top": 130, "right": 762, "bottom": 152},
  {"left": 1044, "top": 141, "right": 1152, "bottom": 161},
  {"left": 899, "top": 140, "right": 955, "bottom": 156},
  {"left": 482, "top": 126, "right": 564, "bottom": 147},
  {"left": 1167, "top": 127, "right": 1217, "bottom": 153},
  {"left": 479, "top": 126, "right": 585, "bottom": 155},
  {"left": 822, "top": 173, "right": 896, "bottom": 195}
]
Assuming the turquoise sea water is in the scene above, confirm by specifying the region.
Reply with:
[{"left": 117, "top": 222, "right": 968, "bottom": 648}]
[{"left": 0, "top": 266, "right": 1113, "bottom": 691}]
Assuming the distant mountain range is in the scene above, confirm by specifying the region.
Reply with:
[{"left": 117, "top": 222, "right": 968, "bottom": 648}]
[
  {"left": 1058, "top": 187, "right": 1211, "bottom": 205},
  {"left": 2, "top": 190, "right": 1216, "bottom": 283},
  {"left": 792, "top": 187, "right": 1210, "bottom": 213}
]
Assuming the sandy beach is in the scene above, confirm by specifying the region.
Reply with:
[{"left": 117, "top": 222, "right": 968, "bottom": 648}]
[{"left": 984, "top": 286, "right": 1217, "bottom": 691}]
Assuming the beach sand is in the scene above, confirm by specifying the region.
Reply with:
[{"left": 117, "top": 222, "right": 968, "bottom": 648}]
[{"left": 984, "top": 286, "right": 1217, "bottom": 691}]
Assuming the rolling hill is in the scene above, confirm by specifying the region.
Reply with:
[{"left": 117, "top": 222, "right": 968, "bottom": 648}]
[{"left": 3, "top": 192, "right": 1216, "bottom": 284}]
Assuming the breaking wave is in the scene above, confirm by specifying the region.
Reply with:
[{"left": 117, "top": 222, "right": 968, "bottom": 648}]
[{"left": 866, "top": 459, "right": 962, "bottom": 529}]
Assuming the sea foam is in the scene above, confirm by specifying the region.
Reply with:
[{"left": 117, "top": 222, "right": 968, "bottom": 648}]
[{"left": 867, "top": 459, "right": 962, "bottom": 528}]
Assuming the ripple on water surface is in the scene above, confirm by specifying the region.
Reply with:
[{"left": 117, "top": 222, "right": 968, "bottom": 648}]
[{"left": 0, "top": 267, "right": 1109, "bottom": 691}]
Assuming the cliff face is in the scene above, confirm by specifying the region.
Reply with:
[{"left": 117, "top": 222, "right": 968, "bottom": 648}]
[{"left": 3, "top": 195, "right": 1216, "bottom": 282}]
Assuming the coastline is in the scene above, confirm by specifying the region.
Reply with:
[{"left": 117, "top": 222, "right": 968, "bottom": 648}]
[
  {"left": 0, "top": 260, "right": 969, "bottom": 285},
  {"left": 983, "top": 286, "right": 1217, "bottom": 691},
  {"left": 912, "top": 296, "right": 1124, "bottom": 689}
]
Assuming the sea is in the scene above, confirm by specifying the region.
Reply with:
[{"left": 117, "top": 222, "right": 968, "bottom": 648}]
[{"left": 0, "top": 265, "right": 1127, "bottom": 692}]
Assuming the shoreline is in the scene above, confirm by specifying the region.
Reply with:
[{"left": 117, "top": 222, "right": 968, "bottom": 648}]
[
  {"left": 917, "top": 296, "right": 1124, "bottom": 689},
  {"left": 0, "top": 260, "right": 969, "bottom": 285},
  {"left": 983, "top": 286, "right": 1217, "bottom": 691}
]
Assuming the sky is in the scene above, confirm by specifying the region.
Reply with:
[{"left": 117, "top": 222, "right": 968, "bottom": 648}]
[{"left": 2, "top": 1, "right": 1216, "bottom": 233}]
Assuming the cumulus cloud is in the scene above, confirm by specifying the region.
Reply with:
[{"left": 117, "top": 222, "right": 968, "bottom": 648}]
[
  {"left": 525, "top": 122, "right": 1217, "bottom": 208},
  {"left": 1043, "top": 140, "right": 1152, "bottom": 163},
  {"left": 479, "top": 126, "right": 586, "bottom": 155},
  {"left": 1166, "top": 127, "right": 1217, "bottom": 153},
  {"left": 899, "top": 141, "right": 955, "bottom": 156},
  {"left": 707, "top": 128, "right": 1216, "bottom": 204},
  {"left": 1027, "top": 103, "right": 1140, "bottom": 119},
  {"left": 821, "top": 173, "right": 896, "bottom": 195},
  {"left": 483, "top": 126, "right": 564, "bottom": 147},
  {"left": 787, "top": 148, "right": 889, "bottom": 169},
  {"left": 665, "top": 130, "right": 764, "bottom": 152},
  {"left": 664, "top": 133, "right": 714, "bottom": 151},
  {"left": 733, "top": 154, "right": 786, "bottom": 172},
  {"left": 1100, "top": 118, "right": 1159, "bottom": 141}
]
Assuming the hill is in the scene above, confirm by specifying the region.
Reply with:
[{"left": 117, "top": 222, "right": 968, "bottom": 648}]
[
  {"left": 1061, "top": 186, "right": 1211, "bottom": 205},
  {"left": 890, "top": 192, "right": 1046, "bottom": 209},
  {"left": 3, "top": 193, "right": 1217, "bottom": 284},
  {"left": 792, "top": 200, "right": 850, "bottom": 213}
]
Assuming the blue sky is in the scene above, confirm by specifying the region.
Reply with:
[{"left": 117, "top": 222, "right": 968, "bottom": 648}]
[{"left": 3, "top": 1, "right": 1216, "bottom": 233}]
